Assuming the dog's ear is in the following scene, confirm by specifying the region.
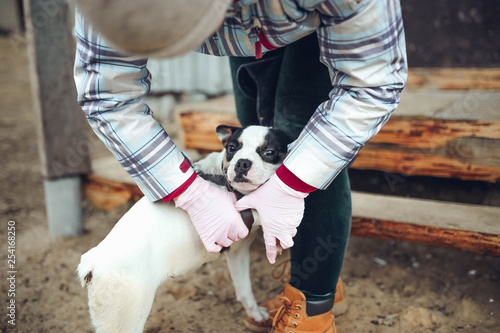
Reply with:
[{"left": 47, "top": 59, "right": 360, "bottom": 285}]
[{"left": 216, "top": 125, "right": 240, "bottom": 147}]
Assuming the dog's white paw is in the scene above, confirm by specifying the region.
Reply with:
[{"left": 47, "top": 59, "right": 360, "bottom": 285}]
[{"left": 248, "top": 306, "right": 270, "bottom": 322}]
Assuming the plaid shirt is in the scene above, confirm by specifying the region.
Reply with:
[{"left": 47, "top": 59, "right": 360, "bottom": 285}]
[{"left": 74, "top": 0, "right": 407, "bottom": 201}]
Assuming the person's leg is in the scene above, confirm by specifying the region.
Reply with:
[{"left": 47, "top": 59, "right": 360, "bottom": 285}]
[
  {"left": 230, "top": 33, "right": 351, "bottom": 332},
  {"left": 273, "top": 32, "right": 352, "bottom": 302},
  {"left": 229, "top": 56, "right": 260, "bottom": 126}
]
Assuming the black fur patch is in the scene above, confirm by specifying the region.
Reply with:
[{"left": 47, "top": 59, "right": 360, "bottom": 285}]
[
  {"left": 84, "top": 271, "right": 92, "bottom": 284},
  {"left": 223, "top": 127, "right": 244, "bottom": 163},
  {"left": 197, "top": 171, "right": 227, "bottom": 187},
  {"left": 256, "top": 129, "right": 289, "bottom": 164}
]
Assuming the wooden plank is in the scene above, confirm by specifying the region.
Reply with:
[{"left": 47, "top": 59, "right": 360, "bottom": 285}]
[
  {"left": 178, "top": 101, "right": 500, "bottom": 181},
  {"left": 351, "top": 218, "right": 500, "bottom": 256},
  {"left": 353, "top": 149, "right": 500, "bottom": 182},
  {"left": 81, "top": 175, "right": 500, "bottom": 255},
  {"left": 175, "top": 95, "right": 240, "bottom": 152},
  {"left": 178, "top": 111, "right": 240, "bottom": 152},
  {"left": 397, "top": 90, "right": 500, "bottom": 121},
  {"left": 175, "top": 95, "right": 237, "bottom": 115},
  {"left": 352, "top": 117, "right": 500, "bottom": 182},
  {"left": 429, "top": 68, "right": 500, "bottom": 90},
  {"left": 83, "top": 175, "right": 144, "bottom": 210},
  {"left": 351, "top": 192, "right": 500, "bottom": 235},
  {"left": 24, "top": 0, "right": 91, "bottom": 179},
  {"left": 407, "top": 68, "right": 500, "bottom": 90},
  {"left": 368, "top": 118, "right": 500, "bottom": 148}
]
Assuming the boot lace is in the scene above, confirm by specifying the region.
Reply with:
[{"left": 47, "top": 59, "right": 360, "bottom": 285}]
[
  {"left": 270, "top": 296, "right": 292, "bottom": 332},
  {"left": 271, "top": 259, "right": 291, "bottom": 283}
]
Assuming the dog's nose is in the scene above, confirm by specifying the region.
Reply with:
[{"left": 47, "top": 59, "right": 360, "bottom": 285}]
[{"left": 235, "top": 159, "right": 252, "bottom": 175}]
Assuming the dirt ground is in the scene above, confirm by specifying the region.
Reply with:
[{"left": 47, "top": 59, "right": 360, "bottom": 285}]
[{"left": 1, "top": 36, "right": 500, "bottom": 333}]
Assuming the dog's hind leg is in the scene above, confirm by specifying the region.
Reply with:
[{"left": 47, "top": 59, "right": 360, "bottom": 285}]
[
  {"left": 225, "top": 233, "right": 269, "bottom": 323},
  {"left": 84, "top": 271, "right": 157, "bottom": 333}
]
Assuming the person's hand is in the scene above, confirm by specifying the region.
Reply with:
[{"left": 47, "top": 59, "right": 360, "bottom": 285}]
[
  {"left": 234, "top": 174, "right": 308, "bottom": 264},
  {"left": 175, "top": 176, "right": 249, "bottom": 252}
]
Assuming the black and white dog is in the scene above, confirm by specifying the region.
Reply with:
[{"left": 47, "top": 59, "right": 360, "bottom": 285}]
[{"left": 78, "top": 125, "right": 290, "bottom": 333}]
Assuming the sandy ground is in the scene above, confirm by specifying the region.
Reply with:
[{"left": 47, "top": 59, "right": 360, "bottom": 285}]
[{"left": 1, "top": 36, "right": 500, "bottom": 333}]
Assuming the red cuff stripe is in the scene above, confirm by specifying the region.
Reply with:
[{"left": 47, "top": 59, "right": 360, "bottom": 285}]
[
  {"left": 255, "top": 41, "right": 262, "bottom": 59},
  {"left": 258, "top": 30, "right": 278, "bottom": 51},
  {"left": 161, "top": 173, "right": 197, "bottom": 203},
  {"left": 180, "top": 158, "right": 191, "bottom": 173},
  {"left": 276, "top": 165, "right": 317, "bottom": 193}
]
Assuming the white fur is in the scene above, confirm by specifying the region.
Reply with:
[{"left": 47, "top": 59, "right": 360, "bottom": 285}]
[{"left": 78, "top": 127, "right": 281, "bottom": 332}]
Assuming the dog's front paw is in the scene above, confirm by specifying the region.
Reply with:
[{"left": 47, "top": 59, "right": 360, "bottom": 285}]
[
  {"left": 244, "top": 306, "right": 272, "bottom": 332},
  {"left": 249, "top": 306, "right": 270, "bottom": 322}
]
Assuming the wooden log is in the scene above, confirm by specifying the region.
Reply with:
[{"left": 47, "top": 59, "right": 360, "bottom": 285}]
[
  {"left": 351, "top": 218, "right": 500, "bottom": 256},
  {"left": 179, "top": 111, "right": 240, "bottom": 152},
  {"left": 178, "top": 103, "right": 500, "bottom": 182},
  {"left": 83, "top": 175, "right": 144, "bottom": 210},
  {"left": 351, "top": 191, "right": 500, "bottom": 256},
  {"left": 407, "top": 68, "right": 500, "bottom": 90},
  {"left": 352, "top": 117, "right": 500, "bottom": 182},
  {"left": 353, "top": 149, "right": 500, "bottom": 182},
  {"left": 397, "top": 90, "right": 500, "bottom": 122},
  {"left": 351, "top": 191, "right": 500, "bottom": 235},
  {"left": 367, "top": 118, "right": 500, "bottom": 148}
]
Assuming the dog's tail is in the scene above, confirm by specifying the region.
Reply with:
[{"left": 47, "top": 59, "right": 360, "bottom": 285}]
[{"left": 77, "top": 249, "right": 97, "bottom": 288}]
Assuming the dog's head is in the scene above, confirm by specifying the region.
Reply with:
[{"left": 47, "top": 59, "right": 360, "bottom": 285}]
[{"left": 216, "top": 125, "right": 289, "bottom": 194}]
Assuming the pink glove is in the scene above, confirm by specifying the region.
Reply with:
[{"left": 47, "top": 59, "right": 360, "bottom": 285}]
[
  {"left": 175, "top": 176, "right": 249, "bottom": 252},
  {"left": 234, "top": 174, "right": 309, "bottom": 264}
]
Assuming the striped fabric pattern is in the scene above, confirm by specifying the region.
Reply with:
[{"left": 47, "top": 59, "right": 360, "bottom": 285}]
[
  {"left": 199, "top": 0, "right": 407, "bottom": 189},
  {"left": 74, "top": 12, "right": 194, "bottom": 200},
  {"left": 74, "top": 0, "right": 407, "bottom": 199}
]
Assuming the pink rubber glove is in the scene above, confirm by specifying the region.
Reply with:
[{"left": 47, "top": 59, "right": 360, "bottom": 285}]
[
  {"left": 175, "top": 176, "right": 249, "bottom": 252},
  {"left": 234, "top": 174, "right": 309, "bottom": 264}
]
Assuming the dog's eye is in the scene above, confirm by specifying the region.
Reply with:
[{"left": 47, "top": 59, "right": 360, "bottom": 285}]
[
  {"left": 227, "top": 144, "right": 237, "bottom": 153},
  {"left": 264, "top": 149, "right": 276, "bottom": 157}
]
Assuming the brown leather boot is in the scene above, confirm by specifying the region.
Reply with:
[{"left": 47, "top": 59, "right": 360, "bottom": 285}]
[
  {"left": 244, "top": 278, "right": 346, "bottom": 332},
  {"left": 268, "top": 283, "right": 338, "bottom": 333}
]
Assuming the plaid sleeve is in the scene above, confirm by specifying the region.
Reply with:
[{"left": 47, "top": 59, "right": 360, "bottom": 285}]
[
  {"left": 282, "top": 0, "right": 408, "bottom": 189},
  {"left": 73, "top": 11, "right": 194, "bottom": 201}
]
